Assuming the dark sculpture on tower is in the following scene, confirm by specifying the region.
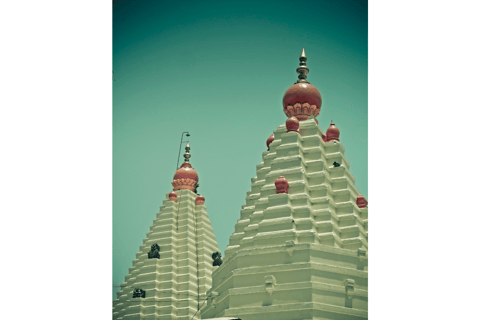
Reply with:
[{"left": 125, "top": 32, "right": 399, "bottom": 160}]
[{"left": 147, "top": 243, "right": 160, "bottom": 259}]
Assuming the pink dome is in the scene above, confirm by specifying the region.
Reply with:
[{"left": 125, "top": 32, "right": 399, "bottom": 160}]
[
  {"left": 326, "top": 122, "right": 340, "bottom": 142},
  {"left": 195, "top": 194, "right": 205, "bottom": 205},
  {"left": 168, "top": 191, "right": 177, "bottom": 202},
  {"left": 266, "top": 134, "right": 274, "bottom": 149},
  {"left": 356, "top": 194, "right": 368, "bottom": 208},
  {"left": 286, "top": 116, "right": 300, "bottom": 133}
]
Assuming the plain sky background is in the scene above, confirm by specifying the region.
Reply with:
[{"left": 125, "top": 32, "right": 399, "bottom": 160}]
[
  {"left": 113, "top": 0, "right": 367, "bottom": 299},
  {"left": 2, "top": 1, "right": 480, "bottom": 319}
]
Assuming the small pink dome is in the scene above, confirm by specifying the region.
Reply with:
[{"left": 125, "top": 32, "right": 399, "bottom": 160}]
[
  {"left": 356, "top": 194, "right": 368, "bottom": 208},
  {"left": 195, "top": 194, "right": 205, "bottom": 205},
  {"left": 286, "top": 116, "right": 300, "bottom": 133},
  {"left": 326, "top": 122, "right": 340, "bottom": 142},
  {"left": 168, "top": 191, "right": 177, "bottom": 202},
  {"left": 266, "top": 134, "right": 274, "bottom": 149}
]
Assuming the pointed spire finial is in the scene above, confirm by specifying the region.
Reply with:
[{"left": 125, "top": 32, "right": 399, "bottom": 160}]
[
  {"left": 300, "top": 48, "right": 306, "bottom": 58},
  {"left": 296, "top": 48, "right": 309, "bottom": 83},
  {"left": 183, "top": 142, "right": 191, "bottom": 163}
]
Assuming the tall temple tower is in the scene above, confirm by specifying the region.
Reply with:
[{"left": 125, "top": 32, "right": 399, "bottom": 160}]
[
  {"left": 113, "top": 143, "right": 220, "bottom": 320},
  {"left": 201, "top": 49, "right": 368, "bottom": 320}
]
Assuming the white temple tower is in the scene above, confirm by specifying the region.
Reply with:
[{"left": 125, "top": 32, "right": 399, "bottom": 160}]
[
  {"left": 201, "top": 49, "right": 368, "bottom": 320},
  {"left": 113, "top": 143, "right": 220, "bottom": 320}
]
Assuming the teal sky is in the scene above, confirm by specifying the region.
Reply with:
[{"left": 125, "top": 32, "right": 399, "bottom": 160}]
[{"left": 113, "top": 0, "right": 367, "bottom": 299}]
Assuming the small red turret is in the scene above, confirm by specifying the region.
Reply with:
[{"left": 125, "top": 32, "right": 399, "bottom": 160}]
[
  {"left": 195, "top": 194, "right": 205, "bottom": 205},
  {"left": 326, "top": 121, "right": 340, "bottom": 142},
  {"left": 286, "top": 116, "right": 300, "bottom": 134},
  {"left": 266, "top": 134, "right": 274, "bottom": 150},
  {"left": 168, "top": 191, "right": 177, "bottom": 202},
  {"left": 356, "top": 194, "right": 368, "bottom": 208},
  {"left": 275, "top": 176, "right": 289, "bottom": 194}
]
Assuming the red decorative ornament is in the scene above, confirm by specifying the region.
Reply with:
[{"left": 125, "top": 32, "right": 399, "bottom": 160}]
[
  {"left": 266, "top": 134, "right": 274, "bottom": 150},
  {"left": 168, "top": 191, "right": 177, "bottom": 202},
  {"left": 326, "top": 121, "right": 340, "bottom": 142},
  {"left": 173, "top": 162, "right": 198, "bottom": 182},
  {"left": 195, "top": 194, "right": 205, "bottom": 205},
  {"left": 283, "top": 82, "right": 322, "bottom": 120},
  {"left": 172, "top": 162, "right": 199, "bottom": 192},
  {"left": 356, "top": 194, "right": 368, "bottom": 208},
  {"left": 172, "top": 143, "right": 199, "bottom": 192},
  {"left": 286, "top": 116, "right": 300, "bottom": 133},
  {"left": 275, "top": 176, "right": 289, "bottom": 194}
]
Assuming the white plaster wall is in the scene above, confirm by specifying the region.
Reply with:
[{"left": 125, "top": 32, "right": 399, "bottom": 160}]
[
  {"left": 205, "top": 118, "right": 368, "bottom": 320},
  {"left": 113, "top": 189, "right": 220, "bottom": 320}
]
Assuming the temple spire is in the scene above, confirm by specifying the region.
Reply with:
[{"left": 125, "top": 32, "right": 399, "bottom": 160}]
[{"left": 296, "top": 48, "right": 309, "bottom": 83}]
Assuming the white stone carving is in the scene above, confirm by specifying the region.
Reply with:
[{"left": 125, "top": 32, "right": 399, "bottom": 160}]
[
  {"left": 264, "top": 275, "right": 276, "bottom": 295},
  {"left": 344, "top": 279, "right": 355, "bottom": 298}
]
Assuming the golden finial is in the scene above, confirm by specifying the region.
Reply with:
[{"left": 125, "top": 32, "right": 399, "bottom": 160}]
[{"left": 296, "top": 48, "right": 309, "bottom": 83}]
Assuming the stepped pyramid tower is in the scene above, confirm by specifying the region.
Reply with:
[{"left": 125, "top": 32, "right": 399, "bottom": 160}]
[
  {"left": 201, "top": 49, "right": 368, "bottom": 320},
  {"left": 113, "top": 143, "right": 220, "bottom": 320}
]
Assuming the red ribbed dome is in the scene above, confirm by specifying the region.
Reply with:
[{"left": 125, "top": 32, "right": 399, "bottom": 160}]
[
  {"left": 172, "top": 162, "right": 198, "bottom": 192},
  {"left": 283, "top": 82, "right": 322, "bottom": 120},
  {"left": 172, "top": 142, "right": 199, "bottom": 192},
  {"left": 173, "top": 162, "right": 198, "bottom": 182},
  {"left": 283, "top": 82, "right": 322, "bottom": 108},
  {"left": 326, "top": 122, "right": 340, "bottom": 142}
]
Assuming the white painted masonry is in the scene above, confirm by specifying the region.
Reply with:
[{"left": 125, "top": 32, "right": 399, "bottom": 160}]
[
  {"left": 113, "top": 189, "right": 219, "bottom": 320},
  {"left": 201, "top": 117, "right": 368, "bottom": 320}
]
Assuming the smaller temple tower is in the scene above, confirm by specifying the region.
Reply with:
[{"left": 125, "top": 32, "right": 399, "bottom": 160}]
[{"left": 113, "top": 143, "right": 220, "bottom": 320}]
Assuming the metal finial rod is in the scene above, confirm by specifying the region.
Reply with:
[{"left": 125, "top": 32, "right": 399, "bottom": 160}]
[
  {"left": 300, "top": 48, "right": 306, "bottom": 59},
  {"left": 183, "top": 142, "right": 191, "bottom": 163},
  {"left": 296, "top": 48, "right": 309, "bottom": 83},
  {"left": 176, "top": 132, "right": 190, "bottom": 169}
]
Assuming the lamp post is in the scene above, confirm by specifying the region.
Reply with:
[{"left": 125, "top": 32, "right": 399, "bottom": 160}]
[{"left": 176, "top": 131, "right": 190, "bottom": 169}]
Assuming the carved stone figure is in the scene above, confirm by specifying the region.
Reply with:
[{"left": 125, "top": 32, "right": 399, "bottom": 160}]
[
  {"left": 333, "top": 161, "right": 340, "bottom": 167},
  {"left": 133, "top": 288, "right": 145, "bottom": 298},
  {"left": 212, "top": 251, "right": 223, "bottom": 266},
  {"left": 148, "top": 243, "right": 160, "bottom": 259}
]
